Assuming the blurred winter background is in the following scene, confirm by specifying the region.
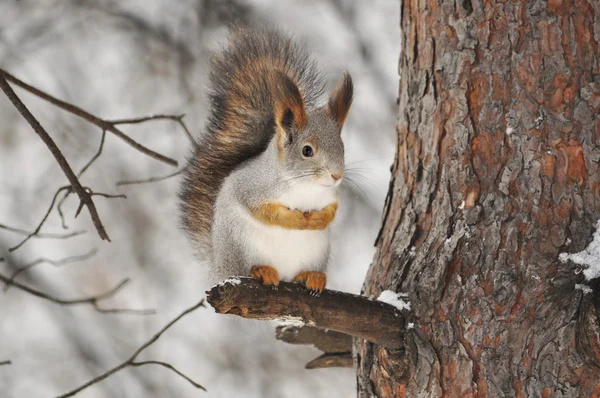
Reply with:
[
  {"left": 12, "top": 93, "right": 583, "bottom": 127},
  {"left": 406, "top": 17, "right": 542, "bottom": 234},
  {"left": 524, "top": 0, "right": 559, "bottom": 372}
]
[{"left": 0, "top": 1, "right": 398, "bottom": 397}]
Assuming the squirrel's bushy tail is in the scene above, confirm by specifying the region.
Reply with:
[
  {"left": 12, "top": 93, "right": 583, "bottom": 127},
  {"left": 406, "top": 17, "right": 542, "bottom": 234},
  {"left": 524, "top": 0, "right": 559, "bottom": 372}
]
[{"left": 179, "top": 25, "right": 324, "bottom": 254}]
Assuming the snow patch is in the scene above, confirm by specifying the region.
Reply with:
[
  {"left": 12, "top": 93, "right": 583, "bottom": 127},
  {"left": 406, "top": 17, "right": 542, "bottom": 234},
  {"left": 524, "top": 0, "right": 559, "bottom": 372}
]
[
  {"left": 459, "top": 200, "right": 465, "bottom": 210},
  {"left": 377, "top": 290, "right": 411, "bottom": 311},
  {"left": 409, "top": 246, "right": 416, "bottom": 258},
  {"left": 216, "top": 277, "right": 242, "bottom": 287},
  {"left": 506, "top": 127, "right": 514, "bottom": 135},
  {"left": 407, "top": 322, "right": 415, "bottom": 329},
  {"left": 575, "top": 284, "right": 593, "bottom": 294},
  {"left": 559, "top": 220, "right": 600, "bottom": 280},
  {"left": 275, "top": 316, "right": 306, "bottom": 327}
]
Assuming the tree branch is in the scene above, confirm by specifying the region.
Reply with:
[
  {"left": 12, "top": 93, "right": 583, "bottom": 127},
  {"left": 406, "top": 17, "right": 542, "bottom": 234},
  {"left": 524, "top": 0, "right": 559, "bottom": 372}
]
[
  {"left": 276, "top": 325, "right": 353, "bottom": 369},
  {"left": 305, "top": 353, "right": 353, "bottom": 369},
  {"left": 0, "top": 76, "right": 110, "bottom": 243},
  {"left": 275, "top": 325, "right": 352, "bottom": 353},
  {"left": 116, "top": 169, "right": 184, "bottom": 187},
  {"left": 0, "top": 360, "right": 11, "bottom": 366},
  {"left": 0, "top": 222, "right": 85, "bottom": 239},
  {"left": 55, "top": 300, "right": 207, "bottom": 398},
  {"left": 0, "top": 271, "right": 153, "bottom": 315},
  {"left": 108, "top": 113, "right": 194, "bottom": 144},
  {"left": 3, "top": 248, "right": 98, "bottom": 292},
  {"left": 207, "top": 278, "right": 406, "bottom": 349},
  {"left": 0, "top": 68, "right": 178, "bottom": 167}
]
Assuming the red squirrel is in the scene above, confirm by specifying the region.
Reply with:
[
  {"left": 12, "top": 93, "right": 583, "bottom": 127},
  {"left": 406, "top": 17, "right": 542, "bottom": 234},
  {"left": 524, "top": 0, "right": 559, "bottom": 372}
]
[{"left": 179, "top": 26, "right": 353, "bottom": 294}]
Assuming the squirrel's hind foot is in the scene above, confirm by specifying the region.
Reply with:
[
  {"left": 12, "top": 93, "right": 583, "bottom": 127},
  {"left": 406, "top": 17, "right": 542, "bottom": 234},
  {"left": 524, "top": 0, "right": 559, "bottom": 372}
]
[
  {"left": 292, "top": 271, "right": 327, "bottom": 296},
  {"left": 249, "top": 265, "right": 280, "bottom": 288}
]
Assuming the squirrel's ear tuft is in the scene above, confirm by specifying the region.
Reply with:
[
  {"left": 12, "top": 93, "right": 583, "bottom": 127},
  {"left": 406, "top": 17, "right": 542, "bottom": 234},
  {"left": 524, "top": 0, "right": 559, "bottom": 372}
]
[
  {"left": 272, "top": 71, "right": 307, "bottom": 132},
  {"left": 328, "top": 72, "right": 353, "bottom": 128}
]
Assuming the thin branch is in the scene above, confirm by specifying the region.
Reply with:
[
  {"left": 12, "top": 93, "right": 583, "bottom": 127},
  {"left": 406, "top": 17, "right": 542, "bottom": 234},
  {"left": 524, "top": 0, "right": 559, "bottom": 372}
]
[
  {"left": 131, "top": 361, "right": 206, "bottom": 390},
  {"left": 0, "top": 271, "right": 154, "bottom": 315},
  {"left": 0, "top": 68, "right": 178, "bottom": 167},
  {"left": 207, "top": 278, "right": 406, "bottom": 349},
  {"left": 108, "top": 114, "right": 194, "bottom": 144},
  {"left": 0, "top": 360, "right": 11, "bottom": 366},
  {"left": 9, "top": 186, "right": 71, "bottom": 252},
  {"left": 0, "top": 77, "right": 110, "bottom": 243},
  {"left": 0, "top": 222, "right": 85, "bottom": 239},
  {"left": 116, "top": 169, "right": 184, "bottom": 187},
  {"left": 8, "top": 186, "right": 124, "bottom": 252},
  {"left": 3, "top": 248, "right": 98, "bottom": 292},
  {"left": 55, "top": 300, "right": 207, "bottom": 398},
  {"left": 77, "top": 129, "right": 107, "bottom": 178}
]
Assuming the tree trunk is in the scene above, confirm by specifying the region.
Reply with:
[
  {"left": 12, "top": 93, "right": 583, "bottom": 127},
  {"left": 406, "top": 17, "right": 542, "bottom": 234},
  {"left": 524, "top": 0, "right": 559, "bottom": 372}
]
[{"left": 355, "top": 0, "right": 600, "bottom": 396}]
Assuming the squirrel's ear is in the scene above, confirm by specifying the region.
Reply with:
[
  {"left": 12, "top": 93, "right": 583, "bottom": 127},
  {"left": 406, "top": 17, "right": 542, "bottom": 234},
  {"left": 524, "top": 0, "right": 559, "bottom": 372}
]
[
  {"left": 272, "top": 71, "right": 307, "bottom": 134},
  {"left": 328, "top": 72, "right": 353, "bottom": 128}
]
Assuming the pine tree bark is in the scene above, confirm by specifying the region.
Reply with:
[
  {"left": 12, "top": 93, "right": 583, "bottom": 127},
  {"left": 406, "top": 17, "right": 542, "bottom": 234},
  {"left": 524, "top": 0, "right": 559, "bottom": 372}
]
[{"left": 355, "top": 0, "right": 600, "bottom": 396}]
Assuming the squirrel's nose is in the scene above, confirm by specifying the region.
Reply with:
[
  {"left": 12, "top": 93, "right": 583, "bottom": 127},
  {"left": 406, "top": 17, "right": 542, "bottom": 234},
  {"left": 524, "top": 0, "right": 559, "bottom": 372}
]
[{"left": 331, "top": 172, "right": 343, "bottom": 181}]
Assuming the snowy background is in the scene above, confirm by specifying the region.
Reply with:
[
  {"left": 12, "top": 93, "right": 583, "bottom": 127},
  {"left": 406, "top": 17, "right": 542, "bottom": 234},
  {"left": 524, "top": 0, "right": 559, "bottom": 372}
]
[{"left": 0, "top": 1, "right": 398, "bottom": 397}]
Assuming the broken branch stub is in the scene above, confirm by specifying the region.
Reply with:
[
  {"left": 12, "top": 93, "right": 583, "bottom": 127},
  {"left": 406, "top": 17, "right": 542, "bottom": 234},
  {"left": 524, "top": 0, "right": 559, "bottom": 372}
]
[{"left": 206, "top": 277, "right": 406, "bottom": 349}]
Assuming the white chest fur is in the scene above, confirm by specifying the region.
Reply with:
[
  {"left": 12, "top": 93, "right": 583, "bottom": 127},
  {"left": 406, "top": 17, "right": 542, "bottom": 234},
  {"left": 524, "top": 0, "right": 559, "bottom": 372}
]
[
  {"left": 233, "top": 182, "right": 338, "bottom": 281},
  {"left": 239, "top": 208, "right": 330, "bottom": 280},
  {"left": 277, "top": 181, "right": 339, "bottom": 212}
]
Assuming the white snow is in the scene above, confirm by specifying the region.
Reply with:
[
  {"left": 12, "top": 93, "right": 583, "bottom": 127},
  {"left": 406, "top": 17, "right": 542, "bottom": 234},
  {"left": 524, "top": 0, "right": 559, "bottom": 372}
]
[
  {"left": 506, "top": 127, "right": 514, "bottom": 135},
  {"left": 409, "top": 246, "right": 416, "bottom": 258},
  {"left": 216, "top": 277, "right": 242, "bottom": 287},
  {"left": 377, "top": 290, "right": 411, "bottom": 311},
  {"left": 559, "top": 220, "right": 600, "bottom": 280},
  {"left": 274, "top": 316, "right": 307, "bottom": 327},
  {"left": 575, "top": 284, "right": 593, "bottom": 294},
  {"left": 407, "top": 322, "right": 415, "bottom": 329},
  {"left": 459, "top": 200, "right": 465, "bottom": 210}
]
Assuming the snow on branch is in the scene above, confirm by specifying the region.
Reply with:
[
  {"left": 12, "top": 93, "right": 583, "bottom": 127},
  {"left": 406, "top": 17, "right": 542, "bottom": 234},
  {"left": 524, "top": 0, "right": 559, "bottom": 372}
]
[{"left": 207, "top": 277, "right": 407, "bottom": 350}]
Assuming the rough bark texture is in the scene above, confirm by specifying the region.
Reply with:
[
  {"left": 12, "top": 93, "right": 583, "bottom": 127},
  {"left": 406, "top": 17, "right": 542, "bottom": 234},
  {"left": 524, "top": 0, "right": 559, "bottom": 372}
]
[{"left": 355, "top": 0, "right": 600, "bottom": 396}]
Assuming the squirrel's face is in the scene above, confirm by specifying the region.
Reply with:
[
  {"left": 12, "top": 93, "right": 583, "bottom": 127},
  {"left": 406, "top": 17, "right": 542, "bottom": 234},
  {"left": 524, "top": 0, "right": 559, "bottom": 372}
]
[
  {"left": 279, "top": 113, "right": 345, "bottom": 188},
  {"left": 273, "top": 72, "right": 353, "bottom": 189}
]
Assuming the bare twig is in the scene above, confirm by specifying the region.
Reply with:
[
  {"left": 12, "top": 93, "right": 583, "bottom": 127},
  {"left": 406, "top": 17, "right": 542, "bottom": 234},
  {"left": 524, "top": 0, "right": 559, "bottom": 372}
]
[
  {"left": 207, "top": 278, "right": 406, "bottom": 349},
  {"left": 108, "top": 113, "right": 194, "bottom": 144},
  {"left": 3, "top": 248, "right": 98, "bottom": 292},
  {"left": 9, "top": 186, "right": 71, "bottom": 252},
  {"left": 116, "top": 169, "right": 184, "bottom": 187},
  {"left": 130, "top": 361, "right": 206, "bottom": 389},
  {"left": 55, "top": 300, "right": 207, "bottom": 398},
  {"left": 0, "top": 222, "right": 85, "bottom": 239},
  {"left": 77, "top": 129, "right": 107, "bottom": 178},
  {"left": 0, "top": 68, "right": 178, "bottom": 167},
  {"left": 8, "top": 186, "right": 124, "bottom": 252},
  {"left": 0, "top": 271, "right": 154, "bottom": 315},
  {"left": 0, "top": 77, "right": 110, "bottom": 243},
  {"left": 0, "top": 360, "right": 11, "bottom": 366}
]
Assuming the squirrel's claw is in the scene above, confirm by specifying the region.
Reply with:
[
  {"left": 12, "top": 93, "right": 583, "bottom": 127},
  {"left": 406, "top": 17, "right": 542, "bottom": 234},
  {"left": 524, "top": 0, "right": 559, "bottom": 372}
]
[
  {"left": 292, "top": 271, "right": 327, "bottom": 295},
  {"left": 249, "top": 265, "right": 280, "bottom": 287}
]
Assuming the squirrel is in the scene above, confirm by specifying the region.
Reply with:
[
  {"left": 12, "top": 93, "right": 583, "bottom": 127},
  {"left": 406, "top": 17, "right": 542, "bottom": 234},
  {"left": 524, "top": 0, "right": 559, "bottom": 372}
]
[{"left": 179, "top": 26, "right": 353, "bottom": 294}]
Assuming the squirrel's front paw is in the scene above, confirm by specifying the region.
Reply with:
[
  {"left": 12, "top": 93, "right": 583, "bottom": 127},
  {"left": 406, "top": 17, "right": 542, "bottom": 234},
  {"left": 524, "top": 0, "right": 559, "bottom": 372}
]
[
  {"left": 249, "top": 265, "right": 280, "bottom": 287},
  {"left": 293, "top": 271, "right": 327, "bottom": 295}
]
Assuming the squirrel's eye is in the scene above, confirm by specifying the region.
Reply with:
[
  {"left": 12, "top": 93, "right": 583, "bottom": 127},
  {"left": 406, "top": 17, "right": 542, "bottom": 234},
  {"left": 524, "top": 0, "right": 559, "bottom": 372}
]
[{"left": 302, "top": 145, "right": 314, "bottom": 158}]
